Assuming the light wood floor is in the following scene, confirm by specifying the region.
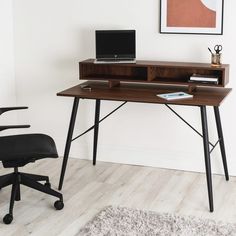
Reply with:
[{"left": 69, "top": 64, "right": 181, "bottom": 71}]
[{"left": 1, "top": 158, "right": 236, "bottom": 236}]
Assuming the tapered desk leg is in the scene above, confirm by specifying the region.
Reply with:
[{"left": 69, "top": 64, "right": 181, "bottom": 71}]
[
  {"left": 93, "top": 99, "right": 101, "bottom": 165},
  {"left": 214, "top": 106, "right": 229, "bottom": 181},
  {"left": 58, "top": 97, "right": 79, "bottom": 190},
  {"left": 200, "top": 106, "right": 214, "bottom": 212}
]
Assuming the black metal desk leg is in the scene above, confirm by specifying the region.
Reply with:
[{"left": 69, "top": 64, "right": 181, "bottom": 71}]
[
  {"left": 200, "top": 106, "right": 214, "bottom": 212},
  {"left": 214, "top": 106, "right": 229, "bottom": 181},
  {"left": 58, "top": 97, "right": 79, "bottom": 190},
  {"left": 93, "top": 99, "right": 100, "bottom": 165}
]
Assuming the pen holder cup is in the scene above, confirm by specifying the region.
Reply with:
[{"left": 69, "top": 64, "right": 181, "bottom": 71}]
[{"left": 211, "top": 53, "right": 221, "bottom": 66}]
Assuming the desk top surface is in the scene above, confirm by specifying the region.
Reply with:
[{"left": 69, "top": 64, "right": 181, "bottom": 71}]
[{"left": 57, "top": 81, "right": 232, "bottom": 106}]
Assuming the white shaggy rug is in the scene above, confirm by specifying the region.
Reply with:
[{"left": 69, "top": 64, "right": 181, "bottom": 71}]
[{"left": 78, "top": 206, "right": 236, "bottom": 236}]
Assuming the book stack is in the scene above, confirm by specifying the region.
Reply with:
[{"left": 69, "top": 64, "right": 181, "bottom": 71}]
[{"left": 189, "top": 74, "right": 219, "bottom": 84}]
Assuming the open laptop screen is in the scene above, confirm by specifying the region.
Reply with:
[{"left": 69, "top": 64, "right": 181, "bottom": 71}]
[{"left": 95, "top": 30, "right": 136, "bottom": 60}]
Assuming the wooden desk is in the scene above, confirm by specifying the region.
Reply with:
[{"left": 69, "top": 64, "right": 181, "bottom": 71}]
[{"left": 57, "top": 81, "right": 232, "bottom": 212}]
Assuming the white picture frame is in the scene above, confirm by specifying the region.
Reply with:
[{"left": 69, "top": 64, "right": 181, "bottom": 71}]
[{"left": 160, "top": 0, "right": 224, "bottom": 35}]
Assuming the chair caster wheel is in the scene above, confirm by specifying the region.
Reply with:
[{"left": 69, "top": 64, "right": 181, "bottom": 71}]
[
  {"left": 44, "top": 182, "right": 51, "bottom": 188},
  {"left": 3, "top": 214, "right": 13, "bottom": 224},
  {"left": 54, "top": 200, "right": 64, "bottom": 210}
]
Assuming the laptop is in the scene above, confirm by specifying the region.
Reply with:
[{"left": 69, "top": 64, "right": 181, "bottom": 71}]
[{"left": 94, "top": 30, "right": 136, "bottom": 64}]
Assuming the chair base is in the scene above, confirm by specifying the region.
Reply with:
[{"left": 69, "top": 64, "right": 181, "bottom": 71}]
[{"left": 0, "top": 168, "right": 63, "bottom": 224}]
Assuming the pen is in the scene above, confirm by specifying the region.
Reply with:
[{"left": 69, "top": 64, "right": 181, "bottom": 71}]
[
  {"left": 83, "top": 87, "right": 91, "bottom": 91},
  {"left": 166, "top": 93, "right": 184, "bottom": 97},
  {"left": 80, "top": 85, "right": 92, "bottom": 91},
  {"left": 208, "top": 47, "right": 213, "bottom": 55}
]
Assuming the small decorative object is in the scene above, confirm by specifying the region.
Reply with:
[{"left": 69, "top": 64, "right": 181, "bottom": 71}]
[
  {"left": 160, "top": 0, "right": 224, "bottom": 35},
  {"left": 208, "top": 45, "right": 222, "bottom": 66}
]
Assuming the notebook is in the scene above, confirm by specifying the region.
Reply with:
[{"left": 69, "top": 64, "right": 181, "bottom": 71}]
[{"left": 157, "top": 92, "right": 193, "bottom": 100}]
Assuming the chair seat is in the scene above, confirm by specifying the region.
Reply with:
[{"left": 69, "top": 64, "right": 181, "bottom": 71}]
[{"left": 0, "top": 134, "right": 58, "bottom": 168}]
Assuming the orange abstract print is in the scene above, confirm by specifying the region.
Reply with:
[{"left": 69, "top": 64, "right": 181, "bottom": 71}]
[{"left": 167, "top": 0, "right": 216, "bottom": 28}]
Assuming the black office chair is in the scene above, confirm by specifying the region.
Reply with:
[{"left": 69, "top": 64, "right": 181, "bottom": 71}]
[{"left": 0, "top": 107, "right": 64, "bottom": 224}]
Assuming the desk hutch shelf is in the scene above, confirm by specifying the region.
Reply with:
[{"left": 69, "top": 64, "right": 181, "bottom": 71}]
[{"left": 79, "top": 59, "right": 229, "bottom": 89}]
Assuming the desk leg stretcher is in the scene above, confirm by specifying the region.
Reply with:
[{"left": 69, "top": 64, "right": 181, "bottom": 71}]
[{"left": 58, "top": 100, "right": 127, "bottom": 190}]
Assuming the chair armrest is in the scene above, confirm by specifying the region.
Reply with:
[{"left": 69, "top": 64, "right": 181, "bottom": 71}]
[
  {"left": 0, "top": 106, "right": 28, "bottom": 116},
  {"left": 0, "top": 125, "right": 30, "bottom": 132}
]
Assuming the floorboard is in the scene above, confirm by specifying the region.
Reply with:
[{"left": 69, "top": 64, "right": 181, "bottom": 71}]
[{"left": 0, "top": 158, "right": 235, "bottom": 236}]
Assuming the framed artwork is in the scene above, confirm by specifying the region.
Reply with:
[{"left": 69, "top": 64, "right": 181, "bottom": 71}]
[{"left": 160, "top": 0, "right": 224, "bottom": 35}]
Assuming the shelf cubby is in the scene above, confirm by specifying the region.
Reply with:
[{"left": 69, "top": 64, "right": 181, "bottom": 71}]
[{"left": 80, "top": 63, "right": 147, "bottom": 82}]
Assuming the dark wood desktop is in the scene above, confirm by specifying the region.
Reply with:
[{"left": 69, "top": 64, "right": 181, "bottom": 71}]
[{"left": 57, "top": 59, "right": 232, "bottom": 212}]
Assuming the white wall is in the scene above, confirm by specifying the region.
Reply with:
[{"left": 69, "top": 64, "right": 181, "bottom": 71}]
[
  {"left": 0, "top": 0, "right": 18, "bottom": 129},
  {"left": 13, "top": 0, "right": 236, "bottom": 175}
]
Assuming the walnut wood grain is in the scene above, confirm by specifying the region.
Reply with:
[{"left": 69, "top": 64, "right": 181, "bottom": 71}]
[
  {"left": 57, "top": 81, "right": 232, "bottom": 107},
  {"left": 79, "top": 59, "right": 229, "bottom": 88}
]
